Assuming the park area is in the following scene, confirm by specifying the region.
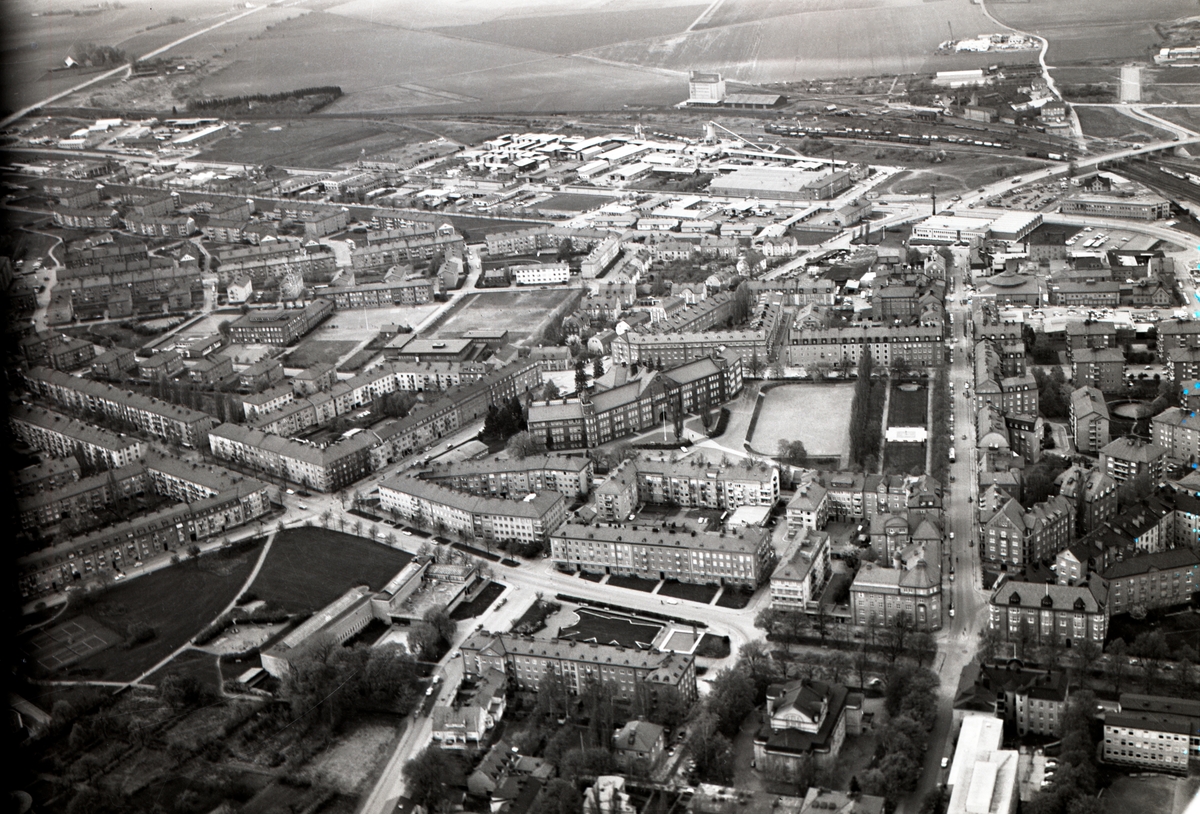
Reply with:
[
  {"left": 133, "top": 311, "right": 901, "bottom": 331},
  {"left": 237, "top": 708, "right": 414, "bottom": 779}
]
[
  {"left": 430, "top": 289, "right": 580, "bottom": 344},
  {"left": 247, "top": 527, "right": 412, "bottom": 615},
  {"left": 23, "top": 539, "right": 265, "bottom": 682},
  {"left": 750, "top": 384, "right": 854, "bottom": 463},
  {"left": 557, "top": 607, "right": 663, "bottom": 649}
]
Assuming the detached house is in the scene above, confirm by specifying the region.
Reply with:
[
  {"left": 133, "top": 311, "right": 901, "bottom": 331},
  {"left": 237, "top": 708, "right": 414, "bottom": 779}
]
[
  {"left": 431, "top": 668, "right": 507, "bottom": 748},
  {"left": 612, "top": 720, "right": 666, "bottom": 770}
]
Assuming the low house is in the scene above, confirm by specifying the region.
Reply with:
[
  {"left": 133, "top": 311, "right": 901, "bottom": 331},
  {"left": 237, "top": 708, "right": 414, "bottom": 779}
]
[
  {"left": 467, "top": 739, "right": 554, "bottom": 797},
  {"left": 430, "top": 668, "right": 507, "bottom": 748},
  {"left": 612, "top": 719, "right": 666, "bottom": 770}
]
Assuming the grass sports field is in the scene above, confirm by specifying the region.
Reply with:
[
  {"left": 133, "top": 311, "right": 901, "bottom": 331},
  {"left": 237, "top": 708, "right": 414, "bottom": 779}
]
[
  {"left": 432, "top": 289, "right": 578, "bottom": 343},
  {"left": 752, "top": 384, "right": 854, "bottom": 459},
  {"left": 247, "top": 527, "right": 412, "bottom": 615},
  {"left": 282, "top": 339, "right": 358, "bottom": 369}
]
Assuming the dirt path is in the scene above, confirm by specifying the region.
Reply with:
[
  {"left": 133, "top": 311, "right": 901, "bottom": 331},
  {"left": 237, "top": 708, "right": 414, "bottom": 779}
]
[{"left": 124, "top": 532, "right": 277, "bottom": 689}]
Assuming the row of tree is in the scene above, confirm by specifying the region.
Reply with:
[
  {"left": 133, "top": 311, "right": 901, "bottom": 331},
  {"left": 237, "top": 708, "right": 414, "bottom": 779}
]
[
  {"left": 188, "top": 86, "right": 344, "bottom": 112},
  {"left": 848, "top": 353, "right": 885, "bottom": 470}
]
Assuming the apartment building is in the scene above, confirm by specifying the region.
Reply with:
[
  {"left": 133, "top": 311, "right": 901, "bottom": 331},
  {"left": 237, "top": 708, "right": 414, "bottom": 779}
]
[
  {"left": 987, "top": 576, "right": 1108, "bottom": 647},
  {"left": 24, "top": 367, "right": 216, "bottom": 447},
  {"left": 850, "top": 558, "right": 943, "bottom": 632},
  {"left": 1102, "top": 694, "right": 1200, "bottom": 774},
  {"left": 613, "top": 303, "right": 786, "bottom": 368},
  {"left": 1100, "top": 437, "right": 1168, "bottom": 485},
  {"left": 418, "top": 454, "right": 593, "bottom": 499},
  {"left": 633, "top": 452, "right": 779, "bottom": 510},
  {"left": 786, "top": 324, "right": 944, "bottom": 370},
  {"left": 16, "top": 461, "right": 272, "bottom": 598},
  {"left": 239, "top": 358, "right": 285, "bottom": 392},
  {"left": 1102, "top": 548, "right": 1200, "bottom": 616},
  {"left": 91, "top": 346, "right": 136, "bottom": 380},
  {"left": 982, "top": 495, "right": 1073, "bottom": 570},
  {"left": 594, "top": 458, "right": 639, "bottom": 523},
  {"left": 1070, "top": 387, "right": 1111, "bottom": 454},
  {"left": 1152, "top": 407, "right": 1200, "bottom": 465},
  {"left": 1071, "top": 347, "right": 1125, "bottom": 394},
  {"left": 329, "top": 278, "right": 437, "bottom": 309},
  {"left": 18, "top": 464, "right": 149, "bottom": 530},
  {"left": 1065, "top": 321, "right": 1117, "bottom": 353},
  {"left": 1055, "top": 465, "right": 1118, "bottom": 534},
  {"left": 769, "top": 528, "right": 831, "bottom": 612},
  {"left": 550, "top": 522, "right": 773, "bottom": 587},
  {"left": 787, "top": 481, "right": 829, "bottom": 530},
  {"left": 459, "top": 632, "right": 697, "bottom": 704},
  {"left": 379, "top": 476, "right": 567, "bottom": 546},
  {"left": 10, "top": 404, "right": 146, "bottom": 469},
  {"left": 208, "top": 423, "right": 376, "bottom": 493}
]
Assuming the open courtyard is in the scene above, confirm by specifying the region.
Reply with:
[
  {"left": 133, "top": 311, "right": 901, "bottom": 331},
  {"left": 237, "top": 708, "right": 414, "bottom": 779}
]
[{"left": 750, "top": 384, "right": 855, "bottom": 461}]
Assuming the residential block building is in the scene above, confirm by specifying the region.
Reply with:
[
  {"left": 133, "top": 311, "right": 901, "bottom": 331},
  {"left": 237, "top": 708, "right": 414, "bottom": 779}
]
[
  {"left": 549, "top": 522, "right": 773, "bottom": 587},
  {"left": 379, "top": 476, "right": 567, "bottom": 547},
  {"left": 769, "top": 528, "right": 831, "bottom": 612},
  {"left": 227, "top": 299, "right": 334, "bottom": 345},
  {"left": 459, "top": 632, "right": 698, "bottom": 704},
  {"left": 987, "top": 576, "right": 1108, "bottom": 647},
  {"left": 982, "top": 495, "right": 1074, "bottom": 570},
  {"left": 1100, "top": 437, "right": 1168, "bottom": 486},
  {"left": 1070, "top": 387, "right": 1111, "bottom": 454},
  {"left": 1102, "top": 547, "right": 1200, "bottom": 616},
  {"left": 850, "top": 558, "right": 943, "bottom": 632},
  {"left": 10, "top": 404, "right": 146, "bottom": 469},
  {"left": 418, "top": 454, "right": 594, "bottom": 499},
  {"left": 24, "top": 367, "right": 216, "bottom": 448}
]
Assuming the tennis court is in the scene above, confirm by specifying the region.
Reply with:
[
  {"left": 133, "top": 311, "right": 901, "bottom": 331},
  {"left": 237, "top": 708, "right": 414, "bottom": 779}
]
[{"left": 24, "top": 616, "right": 119, "bottom": 671}]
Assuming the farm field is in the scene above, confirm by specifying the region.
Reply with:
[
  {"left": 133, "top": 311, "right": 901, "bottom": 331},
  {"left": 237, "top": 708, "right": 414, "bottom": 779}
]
[
  {"left": 1144, "top": 106, "right": 1200, "bottom": 134},
  {"left": 323, "top": 0, "right": 705, "bottom": 31},
  {"left": 32, "top": 539, "right": 265, "bottom": 682},
  {"left": 431, "top": 289, "right": 578, "bottom": 342},
  {"left": 189, "top": 11, "right": 683, "bottom": 115},
  {"left": 247, "top": 527, "right": 412, "bottom": 615},
  {"left": 989, "top": 0, "right": 1198, "bottom": 65},
  {"left": 198, "top": 119, "right": 420, "bottom": 169},
  {"left": 586, "top": 0, "right": 998, "bottom": 82},
  {"left": 432, "top": 4, "right": 704, "bottom": 54},
  {"left": 752, "top": 384, "right": 854, "bottom": 460},
  {"left": 0, "top": 0, "right": 229, "bottom": 111}
]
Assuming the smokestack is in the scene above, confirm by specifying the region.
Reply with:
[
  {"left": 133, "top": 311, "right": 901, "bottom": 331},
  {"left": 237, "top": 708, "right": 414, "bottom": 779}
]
[{"left": 931, "top": 185, "right": 937, "bottom": 215}]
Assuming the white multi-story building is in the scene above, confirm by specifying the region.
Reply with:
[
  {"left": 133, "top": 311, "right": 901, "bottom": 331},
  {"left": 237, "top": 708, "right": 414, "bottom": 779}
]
[{"left": 512, "top": 263, "right": 569, "bottom": 286}]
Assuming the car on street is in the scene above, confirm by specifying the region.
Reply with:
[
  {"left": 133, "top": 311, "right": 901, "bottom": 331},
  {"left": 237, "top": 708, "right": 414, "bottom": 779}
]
[
  {"left": 402, "top": 530, "right": 413, "bottom": 536},
  {"left": 298, "top": 503, "right": 308, "bottom": 510},
  {"left": 941, "top": 757, "right": 950, "bottom": 768}
]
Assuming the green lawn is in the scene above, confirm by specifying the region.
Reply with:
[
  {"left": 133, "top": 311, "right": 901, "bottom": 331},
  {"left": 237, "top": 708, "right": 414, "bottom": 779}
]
[
  {"left": 883, "top": 443, "right": 926, "bottom": 476},
  {"left": 41, "top": 540, "right": 265, "bottom": 682},
  {"left": 144, "top": 647, "right": 223, "bottom": 693},
  {"left": 658, "top": 580, "right": 719, "bottom": 604},
  {"left": 248, "top": 527, "right": 412, "bottom": 615},
  {"left": 887, "top": 384, "right": 927, "bottom": 427}
]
